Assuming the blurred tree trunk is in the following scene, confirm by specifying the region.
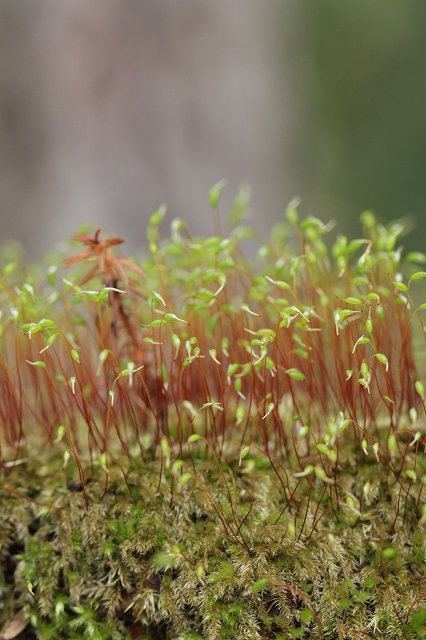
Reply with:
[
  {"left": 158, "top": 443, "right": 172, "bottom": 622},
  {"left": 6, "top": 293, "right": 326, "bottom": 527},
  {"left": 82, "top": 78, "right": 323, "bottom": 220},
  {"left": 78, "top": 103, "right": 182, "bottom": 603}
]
[{"left": 0, "top": 1, "right": 296, "bottom": 257}]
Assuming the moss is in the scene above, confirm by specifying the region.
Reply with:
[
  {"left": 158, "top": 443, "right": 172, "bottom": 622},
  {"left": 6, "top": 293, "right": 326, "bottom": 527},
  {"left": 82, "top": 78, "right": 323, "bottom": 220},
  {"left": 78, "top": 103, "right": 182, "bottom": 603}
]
[
  {"left": 0, "top": 200, "right": 425, "bottom": 638},
  {"left": 1, "top": 454, "right": 425, "bottom": 639}
]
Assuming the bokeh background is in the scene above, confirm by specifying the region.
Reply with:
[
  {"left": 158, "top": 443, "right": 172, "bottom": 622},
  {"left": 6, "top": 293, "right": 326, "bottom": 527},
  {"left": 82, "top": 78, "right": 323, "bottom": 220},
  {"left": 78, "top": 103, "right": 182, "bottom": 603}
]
[{"left": 0, "top": 0, "right": 425, "bottom": 259}]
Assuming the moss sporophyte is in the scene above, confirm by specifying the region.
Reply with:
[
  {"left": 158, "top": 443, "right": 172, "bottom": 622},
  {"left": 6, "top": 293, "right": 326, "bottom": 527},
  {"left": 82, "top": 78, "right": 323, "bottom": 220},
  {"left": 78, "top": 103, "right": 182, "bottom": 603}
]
[{"left": 0, "top": 194, "right": 425, "bottom": 639}]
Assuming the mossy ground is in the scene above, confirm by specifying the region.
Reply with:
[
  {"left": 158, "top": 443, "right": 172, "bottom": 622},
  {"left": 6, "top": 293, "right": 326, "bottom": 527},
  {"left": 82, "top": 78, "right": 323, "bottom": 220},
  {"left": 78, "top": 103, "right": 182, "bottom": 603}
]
[{"left": 1, "top": 451, "right": 425, "bottom": 640}]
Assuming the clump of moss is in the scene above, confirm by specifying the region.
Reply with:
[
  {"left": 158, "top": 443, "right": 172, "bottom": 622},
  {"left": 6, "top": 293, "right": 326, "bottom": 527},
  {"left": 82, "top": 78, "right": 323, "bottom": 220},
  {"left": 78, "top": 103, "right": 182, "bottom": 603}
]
[
  {"left": 1, "top": 455, "right": 426, "bottom": 639},
  {"left": 0, "top": 192, "right": 425, "bottom": 639}
]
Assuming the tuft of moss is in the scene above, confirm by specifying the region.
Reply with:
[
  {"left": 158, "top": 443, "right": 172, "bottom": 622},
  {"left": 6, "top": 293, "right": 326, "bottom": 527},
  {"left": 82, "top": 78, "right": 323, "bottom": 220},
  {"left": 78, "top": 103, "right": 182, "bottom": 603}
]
[
  {"left": 1, "top": 455, "right": 426, "bottom": 639},
  {"left": 0, "top": 193, "right": 425, "bottom": 639}
]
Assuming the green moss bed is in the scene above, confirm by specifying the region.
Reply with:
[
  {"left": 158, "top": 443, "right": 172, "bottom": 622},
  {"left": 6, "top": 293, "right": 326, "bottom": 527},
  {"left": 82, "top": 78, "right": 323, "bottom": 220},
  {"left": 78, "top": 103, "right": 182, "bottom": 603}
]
[
  {"left": 1, "top": 452, "right": 426, "bottom": 640},
  {"left": 1, "top": 201, "right": 426, "bottom": 639}
]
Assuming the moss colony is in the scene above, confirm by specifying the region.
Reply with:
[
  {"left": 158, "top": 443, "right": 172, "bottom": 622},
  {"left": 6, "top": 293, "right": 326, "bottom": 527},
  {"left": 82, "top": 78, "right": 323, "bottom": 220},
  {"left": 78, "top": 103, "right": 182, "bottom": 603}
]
[{"left": 0, "top": 194, "right": 425, "bottom": 639}]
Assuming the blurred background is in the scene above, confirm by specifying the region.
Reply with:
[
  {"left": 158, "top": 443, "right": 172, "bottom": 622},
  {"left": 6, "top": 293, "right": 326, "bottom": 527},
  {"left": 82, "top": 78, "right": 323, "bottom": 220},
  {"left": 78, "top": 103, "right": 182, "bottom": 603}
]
[{"left": 0, "top": 0, "right": 425, "bottom": 259}]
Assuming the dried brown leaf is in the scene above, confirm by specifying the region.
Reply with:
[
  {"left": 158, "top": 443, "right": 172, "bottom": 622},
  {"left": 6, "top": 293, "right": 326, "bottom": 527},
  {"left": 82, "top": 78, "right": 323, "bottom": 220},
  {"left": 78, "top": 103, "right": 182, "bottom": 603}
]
[{"left": 0, "top": 611, "right": 28, "bottom": 639}]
